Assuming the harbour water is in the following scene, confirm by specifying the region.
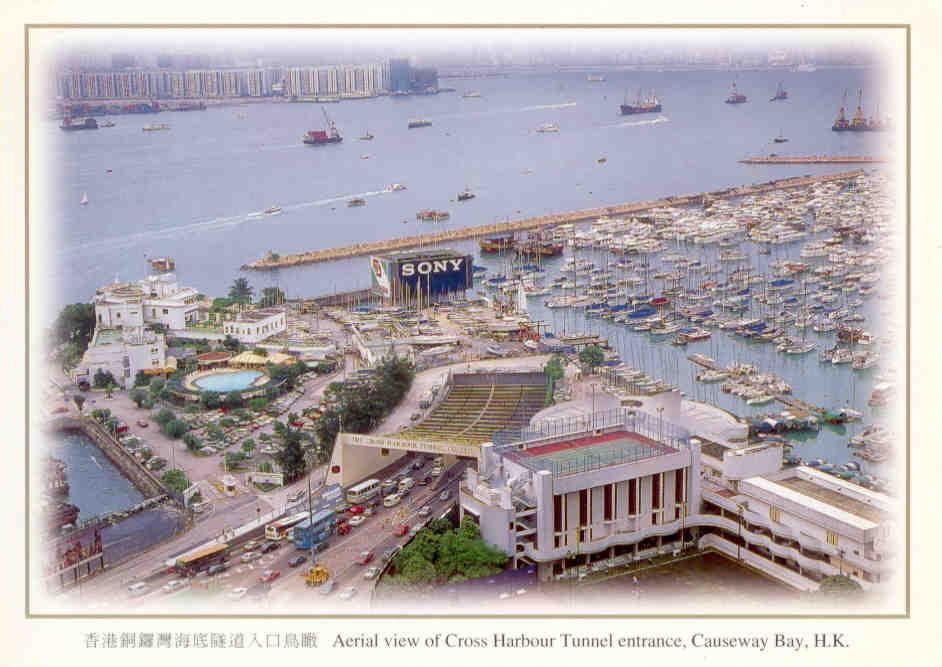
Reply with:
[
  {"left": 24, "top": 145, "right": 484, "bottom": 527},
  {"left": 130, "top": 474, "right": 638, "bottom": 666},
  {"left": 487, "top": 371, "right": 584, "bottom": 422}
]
[{"left": 45, "top": 67, "right": 900, "bottom": 488}]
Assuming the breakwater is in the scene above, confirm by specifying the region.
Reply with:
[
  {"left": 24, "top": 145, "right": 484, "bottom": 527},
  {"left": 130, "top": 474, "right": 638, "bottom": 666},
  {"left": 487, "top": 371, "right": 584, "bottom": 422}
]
[
  {"left": 739, "top": 155, "right": 885, "bottom": 165},
  {"left": 242, "top": 170, "right": 866, "bottom": 270}
]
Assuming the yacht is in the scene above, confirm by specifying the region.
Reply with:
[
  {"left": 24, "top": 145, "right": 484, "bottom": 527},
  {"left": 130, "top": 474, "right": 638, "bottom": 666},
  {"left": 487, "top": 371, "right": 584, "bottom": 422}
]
[{"left": 536, "top": 123, "right": 560, "bottom": 133}]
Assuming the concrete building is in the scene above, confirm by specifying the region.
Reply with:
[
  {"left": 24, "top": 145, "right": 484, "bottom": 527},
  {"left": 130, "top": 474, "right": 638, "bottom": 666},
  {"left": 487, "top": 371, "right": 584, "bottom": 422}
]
[
  {"left": 71, "top": 327, "right": 167, "bottom": 388},
  {"left": 93, "top": 259, "right": 202, "bottom": 331},
  {"left": 221, "top": 308, "right": 287, "bottom": 344}
]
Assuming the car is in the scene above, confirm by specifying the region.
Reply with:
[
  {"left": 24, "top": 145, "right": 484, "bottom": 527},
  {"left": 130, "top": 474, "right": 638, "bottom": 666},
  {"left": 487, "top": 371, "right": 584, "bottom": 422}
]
[
  {"left": 348, "top": 515, "right": 366, "bottom": 527},
  {"left": 161, "top": 579, "right": 187, "bottom": 594},
  {"left": 206, "top": 563, "right": 228, "bottom": 576},
  {"left": 318, "top": 579, "right": 336, "bottom": 596},
  {"left": 348, "top": 504, "right": 365, "bottom": 515},
  {"left": 240, "top": 551, "right": 260, "bottom": 563},
  {"left": 257, "top": 569, "right": 281, "bottom": 583},
  {"left": 355, "top": 551, "right": 374, "bottom": 565},
  {"left": 383, "top": 494, "right": 401, "bottom": 508},
  {"left": 393, "top": 524, "right": 409, "bottom": 537},
  {"left": 381, "top": 479, "right": 398, "bottom": 494},
  {"left": 288, "top": 555, "right": 307, "bottom": 568},
  {"left": 410, "top": 524, "right": 423, "bottom": 535},
  {"left": 412, "top": 459, "right": 424, "bottom": 471},
  {"left": 398, "top": 477, "right": 414, "bottom": 492},
  {"left": 382, "top": 547, "right": 400, "bottom": 563},
  {"left": 241, "top": 540, "right": 259, "bottom": 552},
  {"left": 363, "top": 566, "right": 380, "bottom": 580},
  {"left": 430, "top": 466, "right": 443, "bottom": 477},
  {"left": 417, "top": 476, "right": 431, "bottom": 486},
  {"left": 338, "top": 586, "right": 357, "bottom": 601},
  {"left": 227, "top": 587, "right": 248, "bottom": 600},
  {"left": 399, "top": 486, "right": 412, "bottom": 497},
  {"left": 418, "top": 505, "right": 432, "bottom": 518},
  {"left": 287, "top": 489, "right": 306, "bottom": 503},
  {"left": 259, "top": 541, "right": 280, "bottom": 554},
  {"left": 439, "top": 490, "right": 451, "bottom": 502},
  {"left": 136, "top": 419, "right": 149, "bottom": 428},
  {"left": 410, "top": 412, "right": 422, "bottom": 422},
  {"left": 127, "top": 582, "right": 148, "bottom": 597}
]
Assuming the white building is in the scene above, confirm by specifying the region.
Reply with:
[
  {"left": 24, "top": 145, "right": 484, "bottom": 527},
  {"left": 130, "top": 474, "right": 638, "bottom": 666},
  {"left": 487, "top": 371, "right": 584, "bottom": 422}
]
[
  {"left": 71, "top": 325, "right": 167, "bottom": 388},
  {"left": 93, "top": 258, "right": 202, "bottom": 331},
  {"left": 222, "top": 308, "right": 287, "bottom": 345}
]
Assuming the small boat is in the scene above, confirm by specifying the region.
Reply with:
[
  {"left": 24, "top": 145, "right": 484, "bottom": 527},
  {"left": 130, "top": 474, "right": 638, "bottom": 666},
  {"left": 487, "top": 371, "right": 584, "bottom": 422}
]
[
  {"left": 386, "top": 183, "right": 407, "bottom": 192},
  {"left": 597, "top": 157, "right": 607, "bottom": 164},
  {"left": 263, "top": 205, "right": 282, "bottom": 215},
  {"left": 347, "top": 197, "right": 367, "bottom": 207},
  {"left": 99, "top": 120, "right": 115, "bottom": 128},
  {"left": 770, "top": 82, "right": 788, "bottom": 102},
  {"left": 536, "top": 123, "right": 560, "bottom": 133},
  {"left": 359, "top": 131, "right": 374, "bottom": 140},
  {"left": 746, "top": 395, "right": 775, "bottom": 406},
  {"left": 462, "top": 91, "right": 481, "bottom": 98},
  {"left": 457, "top": 190, "right": 475, "bottom": 202},
  {"left": 773, "top": 130, "right": 789, "bottom": 143},
  {"left": 79, "top": 192, "right": 89, "bottom": 206},
  {"left": 142, "top": 123, "right": 170, "bottom": 131},
  {"left": 360, "top": 154, "right": 370, "bottom": 159},
  {"left": 408, "top": 119, "right": 432, "bottom": 129}
]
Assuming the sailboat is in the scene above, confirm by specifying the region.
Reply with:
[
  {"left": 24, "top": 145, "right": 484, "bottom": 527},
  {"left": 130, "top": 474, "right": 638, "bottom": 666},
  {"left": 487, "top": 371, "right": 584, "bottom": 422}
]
[
  {"left": 80, "top": 192, "right": 89, "bottom": 205},
  {"left": 773, "top": 130, "right": 789, "bottom": 143}
]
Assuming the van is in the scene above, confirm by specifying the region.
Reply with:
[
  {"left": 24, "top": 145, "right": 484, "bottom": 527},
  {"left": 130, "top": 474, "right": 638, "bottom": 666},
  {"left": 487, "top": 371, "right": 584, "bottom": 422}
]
[
  {"left": 127, "top": 582, "right": 148, "bottom": 597},
  {"left": 398, "top": 477, "right": 414, "bottom": 492}
]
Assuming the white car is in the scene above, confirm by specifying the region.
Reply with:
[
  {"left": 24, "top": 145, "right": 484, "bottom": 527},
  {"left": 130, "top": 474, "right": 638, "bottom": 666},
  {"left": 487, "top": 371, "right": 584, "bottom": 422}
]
[
  {"left": 363, "top": 566, "right": 380, "bottom": 580},
  {"left": 338, "top": 586, "right": 358, "bottom": 601},
  {"left": 383, "top": 493, "right": 401, "bottom": 508},
  {"left": 227, "top": 587, "right": 248, "bottom": 600},
  {"left": 418, "top": 505, "right": 432, "bottom": 517},
  {"left": 161, "top": 579, "right": 187, "bottom": 594},
  {"left": 439, "top": 490, "right": 451, "bottom": 502},
  {"left": 348, "top": 514, "right": 366, "bottom": 527},
  {"left": 240, "top": 551, "right": 260, "bottom": 563}
]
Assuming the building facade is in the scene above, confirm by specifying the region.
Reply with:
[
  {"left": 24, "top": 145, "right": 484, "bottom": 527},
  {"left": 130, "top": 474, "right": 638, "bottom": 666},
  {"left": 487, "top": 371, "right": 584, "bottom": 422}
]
[{"left": 221, "top": 308, "right": 287, "bottom": 344}]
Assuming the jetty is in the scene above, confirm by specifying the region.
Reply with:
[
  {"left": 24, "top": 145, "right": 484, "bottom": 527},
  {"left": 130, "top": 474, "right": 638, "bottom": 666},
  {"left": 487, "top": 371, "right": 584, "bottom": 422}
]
[
  {"left": 242, "top": 170, "right": 865, "bottom": 270},
  {"left": 739, "top": 155, "right": 885, "bottom": 165}
]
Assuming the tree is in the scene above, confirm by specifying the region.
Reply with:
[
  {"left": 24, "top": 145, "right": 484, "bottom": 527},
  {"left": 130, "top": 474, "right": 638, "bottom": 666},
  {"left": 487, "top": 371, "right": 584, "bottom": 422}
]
[
  {"left": 141, "top": 398, "right": 155, "bottom": 410},
  {"left": 578, "top": 344, "right": 605, "bottom": 370},
  {"left": 248, "top": 397, "right": 268, "bottom": 412},
  {"left": 228, "top": 277, "right": 254, "bottom": 304},
  {"left": 819, "top": 575, "right": 863, "bottom": 595},
  {"left": 200, "top": 391, "right": 221, "bottom": 410},
  {"left": 105, "top": 382, "right": 117, "bottom": 399},
  {"left": 72, "top": 394, "right": 86, "bottom": 414},
  {"left": 258, "top": 286, "right": 286, "bottom": 308},
  {"left": 273, "top": 426, "right": 306, "bottom": 482},
  {"left": 52, "top": 303, "right": 96, "bottom": 351},
  {"left": 222, "top": 334, "right": 241, "bottom": 352},
  {"left": 153, "top": 408, "right": 176, "bottom": 426},
  {"left": 148, "top": 377, "right": 166, "bottom": 397},
  {"left": 399, "top": 552, "right": 437, "bottom": 585},
  {"left": 93, "top": 369, "right": 117, "bottom": 389},
  {"left": 241, "top": 438, "right": 255, "bottom": 454},
  {"left": 544, "top": 355, "right": 565, "bottom": 383},
  {"left": 129, "top": 388, "right": 148, "bottom": 408},
  {"left": 206, "top": 424, "right": 225, "bottom": 442},
  {"left": 161, "top": 469, "right": 190, "bottom": 494},
  {"left": 133, "top": 370, "right": 150, "bottom": 387},
  {"left": 222, "top": 391, "right": 244, "bottom": 410},
  {"left": 162, "top": 419, "right": 187, "bottom": 439},
  {"left": 224, "top": 451, "right": 246, "bottom": 469},
  {"left": 183, "top": 432, "right": 202, "bottom": 451}
]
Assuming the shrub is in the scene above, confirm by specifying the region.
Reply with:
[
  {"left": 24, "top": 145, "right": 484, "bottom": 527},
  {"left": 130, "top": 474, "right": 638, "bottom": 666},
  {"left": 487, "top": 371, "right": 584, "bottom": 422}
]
[
  {"left": 153, "top": 408, "right": 176, "bottom": 426},
  {"left": 93, "top": 369, "right": 117, "bottom": 389},
  {"left": 162, "top": 419, "right": 187, "bottom": 439},
  {"left": 130, "top": 388, "right": 148, "bottom": 408},
  {"left": 161, "top": 469, "right": 190, "bottom": 494},
  {"left": 183, "top": 432, "right": 202, "bottom": 451}
]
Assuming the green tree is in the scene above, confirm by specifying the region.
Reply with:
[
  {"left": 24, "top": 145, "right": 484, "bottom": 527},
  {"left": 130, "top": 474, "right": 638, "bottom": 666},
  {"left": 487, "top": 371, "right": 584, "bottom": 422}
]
[
  {"left": 544, "top": 355, "right": 565, "bottom": 383},
  {"left": 52, "top": 303, "right": 96, "bottom": 351},
  {"left": 93, "top": 369, "right": 116, "bottom": 388},
  {"left": 104, "top": 382, "right": 117, "bottom": 399},
  {"left": 129, "top": 388, "right": 148, "bottom": 408},
  {"left": 222, "top": 335, "right": 241, "bottom": 352},
  {"left": 248, "top": 397, "right": 268, "bottom": 412},
  {"left": 161, "top": 468, "right": 190, "bottom": 494},
  {"left": 222, "top": 391, "right": 244, "bottom": 410},
  {"left": 148, "top": 377, "right": 166, "bottom": 397},
  {"left": 257, "top": 461, "right": 273, "bottom": 473},
  {"left": 153, "top": 408, "right": 176, "bottom": 426},
  {"left": 141, "top": 398, "right": 155, "bottom": 410},
  {"left": 258, "top": 287, "right": 286, "bottom": 308},
  {"left": 224, "top": 451, "right": 246, "bottom": 469},
  {"left": 228, "top": 277, "right": 254, "bottom": 304},
  {"left": 578, "top": 344, "right": 605, "bottom": 370},
  {"left": 819, "top": 575, "right": 863, "bottom": 595},
  {"left": 241, "top": 438, "right": 255, "bottom": 454},
  {"left": 183, "top": 432, "right": 202, "bottom": 451},
  {"left": 200, "top": 391, "right": 221, "bottom": 410},
  {"left": 162, "top": 419, "right": 187, "bottom": 439},
  {"left": 273, "top": 426, "right": 306, "bottom": 482},
  {"left": 399, "top": 553, "right": 437, "bottom": 585},
  {"left": 72, "top": 394, "right": 86, "bottom": 414},
  {"left": 206, "top": 424, "right": 225, "bottom": 442},
  {"left": 133, "top": 370, "right": 150, "bottom": 387}
]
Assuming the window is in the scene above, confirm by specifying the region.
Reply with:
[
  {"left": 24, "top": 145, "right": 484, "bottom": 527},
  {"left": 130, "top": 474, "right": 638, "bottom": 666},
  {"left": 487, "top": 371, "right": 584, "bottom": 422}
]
[
  {"left": 163, "top": 308, "right": 168, "bottom": 314},
  {"left": 628, "top": 478, "right": 637, "bottom": 515},
  {"left": 652, "top": 473, "right": 662, "bottom": 510},
  {"left": 769, "top": 506, "right": 781, "bottom": 523},
  {"left": 553, "top": 494, "right": 563, "bottom": 548},
  {"left": 603, "top": 484, "right": 613, "bottom": 521},
  {"left": 826, "top": 531, "right": 839, "bottom": 546},
  {"left": 578, "top": 489, "right": 588, "bottom": 528}
]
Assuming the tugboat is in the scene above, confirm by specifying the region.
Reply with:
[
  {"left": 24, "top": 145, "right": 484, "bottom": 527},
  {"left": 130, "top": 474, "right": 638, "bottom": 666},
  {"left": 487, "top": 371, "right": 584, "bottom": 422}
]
[
  {"left": 770, "top": 82, "right": 788, "bottom": 101},
  {"left": 303, "top": 108, "right": 343, "bottom": 145},
  {"left": 620, "top": 89, "right": 662, "bottom": 115},
  {"left": 457, "top": 190, "right": 475, "bottom": 201},
  {"left": 725, "top": 82, "right": 747, "bottom": 104}
]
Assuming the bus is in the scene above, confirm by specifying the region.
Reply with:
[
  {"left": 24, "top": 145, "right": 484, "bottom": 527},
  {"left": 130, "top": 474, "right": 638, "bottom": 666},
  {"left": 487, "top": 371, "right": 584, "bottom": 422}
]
[
  {"left": 292, "top": 509, "right": 336, "bottom": 551},
  {"left": 264, "top": 511, "right": 310, "bottom": 541},
  {"left": 173, "top": 542, "right": 229, "bottom": 576},
  {"left": 346, "top": 478, "right": 381, "bottom": 505}
]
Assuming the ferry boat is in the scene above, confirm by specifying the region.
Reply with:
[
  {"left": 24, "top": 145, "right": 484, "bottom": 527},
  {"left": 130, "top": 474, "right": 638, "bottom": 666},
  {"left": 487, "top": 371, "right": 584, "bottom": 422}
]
[
  {"left": 303, "top": 108, "right": 342, "bottom": 145},
  {"left": 620, "top": 89, "right": 662, "bottom": 115},
  {"left": 263, "top": 205, "right": 282, "bottom": 215},
  {"left": 408, "top": 119, "right": 432, "bottom": 129},
  {"left": 142, "top": 123, "right": 170, "bottom": 131},
  {"left": 535, "top": 123, "right": 559, "bottom": 133},
  {"left": 725, "top": 82, "right": 747, "bottom": 104},
  {"left": 416, "top": 209, "right": 449, "bottom": 221},
  {"left": 60, "top": 117, "right": 98, "bottom": 131}
]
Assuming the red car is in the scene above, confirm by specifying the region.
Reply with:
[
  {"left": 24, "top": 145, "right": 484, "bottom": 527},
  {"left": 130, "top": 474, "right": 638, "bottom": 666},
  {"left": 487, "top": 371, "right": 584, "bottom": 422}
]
[
  {"left": 336, "top": 521, "right": 351, "bottom": 536},
  {"left": 393, "top": 524, "right": 409, "bottom": 537},
  {"left": 348, "top": 505, "right": 365, "bottom": 515},
  {"left": 355, "top": 551, "right": 374, "bottom": 565},
  {"left": 257, "top": 569, "right": 281, "bottom": 583}
]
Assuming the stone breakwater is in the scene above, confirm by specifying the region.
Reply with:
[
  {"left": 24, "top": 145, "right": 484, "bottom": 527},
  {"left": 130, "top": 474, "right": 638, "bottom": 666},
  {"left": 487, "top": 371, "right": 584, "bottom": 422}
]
[
  {"left": 739, "top": 155, "right": 885, "bottom": 165},
  {"left": 242, "top": 170, "right": 866, "bottom": 270}
]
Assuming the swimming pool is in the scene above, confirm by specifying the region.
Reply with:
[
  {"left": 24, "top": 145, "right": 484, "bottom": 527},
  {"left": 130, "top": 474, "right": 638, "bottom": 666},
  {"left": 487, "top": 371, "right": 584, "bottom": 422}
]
[{"left": 193, "top": 370, "right": 264, "bottom": 393}]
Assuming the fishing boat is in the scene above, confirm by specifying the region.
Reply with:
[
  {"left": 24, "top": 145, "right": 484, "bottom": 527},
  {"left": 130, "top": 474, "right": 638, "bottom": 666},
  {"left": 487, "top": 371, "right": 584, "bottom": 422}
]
[
  {"left": 852, "top": 350, "right": 879, "bottom": 371},
  {"left": 79, "top": 192, "right": 89, "bottom": 206},
  {"left": 746, "top": 394, "right": 775, "bottom": 406}
]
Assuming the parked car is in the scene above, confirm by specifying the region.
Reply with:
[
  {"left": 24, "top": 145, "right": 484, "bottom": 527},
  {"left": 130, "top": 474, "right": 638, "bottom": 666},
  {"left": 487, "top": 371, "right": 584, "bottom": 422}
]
[
  {"left": 355, "top": 551, "right": 374, "bottom": 565},
  {"left": 257, "top": 569, "right": 281, "bottom": 583},
  {"left": 418, "top": 505, "right": 432, "bottom": 517},
  {"left": 439, "top": 489, "right": 451, "bottom": 502},
  {"left": 393, "top": 524, "right": 409, "bottom": 537},
  {"left": 227, "top": 587, "right": 248, "bottom": 600},
  {"left": 318, "top": 579, "right": 336, "bottom": 596},
  {"left": 363, "top": 566, "right": 380, "bottom": 580},
  {"left": 259, "top": 541, "right": 280, "bottom": 554},
  {"left": 348, "top": 515, "right": 366, "bottom": 527},
  {"left": 338, "top": 586, "right": 357, "bottom": 601},
  {"left": 161, "top": 579, "right": 187, "bottom": 594},
  {"left": 288, "top": 555, "right": 307, "bottom": 568}
]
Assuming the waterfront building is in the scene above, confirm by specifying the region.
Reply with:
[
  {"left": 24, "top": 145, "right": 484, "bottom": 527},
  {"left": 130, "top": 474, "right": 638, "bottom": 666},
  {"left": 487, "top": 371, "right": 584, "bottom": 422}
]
[
  {"left": 71, "top": 326, "right": 167, "bottom": 389},
  {"left": 221, "top": 308, "right": 287, "bottom": 344},
  {"left": 93, "top": 258, "right": 202, "bottom": 331},
  {"left": 389, "top": 58, "right": 411, "bottom": 93}
]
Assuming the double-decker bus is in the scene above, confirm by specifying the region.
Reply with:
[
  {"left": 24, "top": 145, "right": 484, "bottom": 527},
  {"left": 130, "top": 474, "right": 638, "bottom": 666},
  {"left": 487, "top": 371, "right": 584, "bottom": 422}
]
[
  {"left": 173, "top": 542, "right": 229, "bottom": 576},
  {"left": 264, "top": 511, "right": 310, "bottom": 541},
  {"left": 346, "top": 478, "right": 381, "bottom": 505},
  {"left": 292, "top": 509, "right": 336, "bottom": 551}
]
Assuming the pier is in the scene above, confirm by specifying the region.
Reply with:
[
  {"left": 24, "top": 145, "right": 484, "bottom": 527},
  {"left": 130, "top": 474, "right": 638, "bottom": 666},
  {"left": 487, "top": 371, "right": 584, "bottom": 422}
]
[
  {"left": 775, "top": 394, "right": 825, "bottom": 416},
  {"left": 242, "top": 170, "right": 865, "bottom": 271},
  {"left": 739, "top": 155, "right": 885, "bottom": 165}
]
